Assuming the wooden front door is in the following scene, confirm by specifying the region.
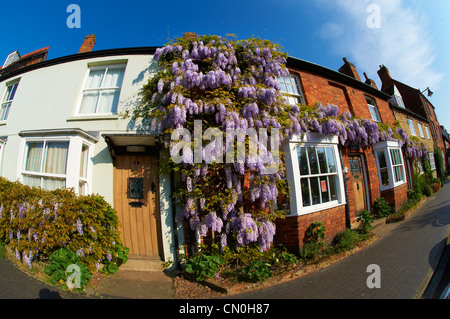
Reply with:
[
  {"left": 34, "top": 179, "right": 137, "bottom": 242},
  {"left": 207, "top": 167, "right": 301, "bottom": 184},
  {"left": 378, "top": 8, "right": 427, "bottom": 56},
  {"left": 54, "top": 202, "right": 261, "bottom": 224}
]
[
  {"left": 349, "top": 155, "right": 367, "bottom": 214},
  {"left": 113, "top": 154, "right": 163, "bottom": 260}
]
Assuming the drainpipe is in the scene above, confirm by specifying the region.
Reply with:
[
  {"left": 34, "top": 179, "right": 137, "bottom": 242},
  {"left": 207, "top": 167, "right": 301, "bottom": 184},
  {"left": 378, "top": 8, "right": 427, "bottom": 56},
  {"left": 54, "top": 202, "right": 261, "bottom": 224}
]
[{"left": 339, "top": 146, "right": 351, "bottom": 229}]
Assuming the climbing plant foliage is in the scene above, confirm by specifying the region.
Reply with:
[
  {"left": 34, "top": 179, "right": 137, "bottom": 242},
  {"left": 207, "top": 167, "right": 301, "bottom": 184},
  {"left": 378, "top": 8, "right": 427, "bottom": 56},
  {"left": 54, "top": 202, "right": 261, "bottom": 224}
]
[{"left": 131, "top": 34, "right": 427, "bottom": 253}]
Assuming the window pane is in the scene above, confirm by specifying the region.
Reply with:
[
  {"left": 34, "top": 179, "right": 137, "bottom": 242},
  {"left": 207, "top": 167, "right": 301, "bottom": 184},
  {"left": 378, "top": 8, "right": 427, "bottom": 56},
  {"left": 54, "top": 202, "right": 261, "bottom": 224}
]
[
  {"left": 325, "top": 147, "right": 337, "bottom": 173},
  {"left": 86, "top": 69, "right": 105, "bottom": 89},
  {"left": 103, "top": 68, "right": 125, "bottom": 88},
  {"left": 310, "top": 177, "right": 321, "bottom": 205},
  {"left": 42, "top": 177, "right": 66, "bottom": 191},
  {"left": 79, "top": 181, "right": 88, "bottom": 195},
  {"left": 44, "top": 142, "right": 69, "bottom": 175},
  {"left": 298, "top": 147, "right": 309, "bottom": 175},
  {"left": 97, "top": 89, "right": 120, "bottom": 114},
  {"left": 22, "top": 175, "right": 41, "bottom": 188},
  {"left": 80, "top": 91, "right": 100, "bottom": 114},
  {"left": 301, "top": 178, "right": 311, "bottom": 207},
  {"left": 380, "top": 168, "right": 389, "bottom": 186},
  {"left": 317, "top": 147, "right": 328, "bottom": 174},
  {"left": 320, "top": 176, "right": 330, "bottom": 203},
  {"left": 25, "top": 142, "right": 44, "bottom": 172},
  {"left": 377, "top": 151, "right": 387, "bottom": 168},
  {"left": 0, "top": 102, "right": 11, "bottom": 121},
  {"left": 307, "top": 147, "right": 319, "bottom": 175},
  {"left": 394, "top": 166, "right": 403, "bottom": 182},
  {"left": 80, "top": 145, "right": 89, "bottom": 178},
  {"left": 328, "top": 175, "right": 338, "bottom": 201}
]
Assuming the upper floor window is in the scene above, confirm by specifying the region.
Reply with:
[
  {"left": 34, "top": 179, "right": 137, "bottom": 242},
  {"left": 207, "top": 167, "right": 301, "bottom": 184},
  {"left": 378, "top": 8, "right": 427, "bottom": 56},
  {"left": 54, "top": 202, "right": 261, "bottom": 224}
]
[
  {"left": 78, "top": 64, "right": 126, "bottom": 115},
  {"left": 278, "top": 74, "right": 305, "bottom": 105},
  {"left": 366, "top": 96, "right": 381, "bottom": 122},
  {"left": 417, "top": 123, "right": 425, "bottom": 138},
  {"left": 407, "top": 119, "right": 416, "bottom": 136},
  {"left": 0, "top": 80, "right": 19, "bottom": 121},
  {"left": 425, "top": 126, "right": 431, "bottom": 139}
]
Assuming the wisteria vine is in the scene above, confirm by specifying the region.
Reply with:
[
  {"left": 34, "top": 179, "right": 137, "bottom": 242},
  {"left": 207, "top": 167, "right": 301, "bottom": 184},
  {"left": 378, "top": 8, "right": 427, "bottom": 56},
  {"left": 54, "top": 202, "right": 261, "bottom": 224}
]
[{"left": 132, "top": 34, "right": 426, "bottom": 253}]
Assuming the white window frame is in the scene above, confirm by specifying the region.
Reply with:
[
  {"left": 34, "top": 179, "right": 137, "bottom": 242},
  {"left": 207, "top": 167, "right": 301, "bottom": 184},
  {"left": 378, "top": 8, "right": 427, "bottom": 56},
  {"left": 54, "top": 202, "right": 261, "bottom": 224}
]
[
  {"left": 366, "top": 96, "right": 381, "bottom": 122},
  {"left": 284, "top": 133, "right": 346, "bottom": 216},
  {"left": 0, "top": 79, "right": 20, "bottom": 122},
  {"left": 417, "top": 123, "right": 425, "bottom": 138},
  {"left": 407, "top": 119, "right": 416, "bottom": 136},
  {"left": 373, "top": 140, "right": 407, "bottom": 191},
  {"left": 278, "top": 74, "right": 305, "bottom": 105},
  {"left": 18, "top": 135, "right": 94, "bottom": 195},
  {"left": 75, "top": 63, "right": 126, "bottom": 117},
  {"left": 425, "top": 126, "right": 431, "bottom": 139},
  {"left": 428, "top": 152, "right": 436, "bottom": 171}
]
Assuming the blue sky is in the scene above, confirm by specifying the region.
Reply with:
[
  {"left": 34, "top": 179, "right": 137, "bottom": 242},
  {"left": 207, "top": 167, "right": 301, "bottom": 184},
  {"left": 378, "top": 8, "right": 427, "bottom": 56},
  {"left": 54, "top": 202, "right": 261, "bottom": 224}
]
[{"left": 2, "top": 0, "right": 449, "bottom": 130}]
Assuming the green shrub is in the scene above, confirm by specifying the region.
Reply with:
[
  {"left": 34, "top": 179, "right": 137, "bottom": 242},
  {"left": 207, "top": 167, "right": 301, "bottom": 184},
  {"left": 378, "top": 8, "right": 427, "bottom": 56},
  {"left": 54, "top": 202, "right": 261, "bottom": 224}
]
[
  {"left": 242, "top": 260, "right": 273, "bottom": 282},
  {"left": 303, "top": 221, "right": 326, "bottom": 244},
  {"left": 373, "top": 197, "right": 392, "bottom": 218},
  {"left": 333, "top": 229, "right": 358, "bottom": 252},
  {"left": 300, "top": 241, "right": 324, "bottom": 261},
  {"left": 0, "top": 239, "right": 5, "bottom": 259},
  {"left": 0, "top": 177, "right": 128, "bottom": 273},
  {"left": 44, "top": 248, "right": 92, "bottom": 291},
  {"left": 356, "top": 210, "right": 373, "bottom": 234},
  {"left": 185, "top": 253, "right": 224, "bottom": 282}
]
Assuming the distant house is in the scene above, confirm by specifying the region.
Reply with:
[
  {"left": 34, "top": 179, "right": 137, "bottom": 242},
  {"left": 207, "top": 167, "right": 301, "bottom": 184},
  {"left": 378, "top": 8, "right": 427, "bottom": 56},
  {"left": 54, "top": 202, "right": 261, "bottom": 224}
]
[
  {"left": 275, "top": 57, "right": 409, "bottom": 251},
  {"left": 377, "top": 65, "right": 445, "bottom": 179}
]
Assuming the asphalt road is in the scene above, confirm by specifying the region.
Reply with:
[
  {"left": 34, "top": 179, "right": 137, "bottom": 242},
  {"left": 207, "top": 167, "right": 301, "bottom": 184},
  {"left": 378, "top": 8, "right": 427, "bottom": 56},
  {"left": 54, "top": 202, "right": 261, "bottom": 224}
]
[{"left": 232, "top": 183, "right": 450, "bottom": 299}]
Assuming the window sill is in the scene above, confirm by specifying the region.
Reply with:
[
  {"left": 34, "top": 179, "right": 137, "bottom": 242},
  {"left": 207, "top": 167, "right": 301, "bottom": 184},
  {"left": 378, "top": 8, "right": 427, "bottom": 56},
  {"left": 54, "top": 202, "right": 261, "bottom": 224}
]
[
  {"left": 380, "top": 180, "right": 407, "bottom": 192},
  {"left": 288, "top": 201, "right": 346, "bottom": 217},
  {"left": 67, "top": 115, "right": 119, "bottom": 122},
  {"left": 0, "top": 121, "right": 6, "bottom": 126}
]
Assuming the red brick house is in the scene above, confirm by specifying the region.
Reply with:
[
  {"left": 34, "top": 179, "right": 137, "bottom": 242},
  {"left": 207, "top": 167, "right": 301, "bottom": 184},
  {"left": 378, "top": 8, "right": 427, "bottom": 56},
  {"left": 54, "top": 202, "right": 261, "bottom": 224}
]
[
  {"left": 275, "top": 57, "right": 409, "bottom": 251},
  {"left": 377, "top": 65, "right": 446, "bottom": 179}
]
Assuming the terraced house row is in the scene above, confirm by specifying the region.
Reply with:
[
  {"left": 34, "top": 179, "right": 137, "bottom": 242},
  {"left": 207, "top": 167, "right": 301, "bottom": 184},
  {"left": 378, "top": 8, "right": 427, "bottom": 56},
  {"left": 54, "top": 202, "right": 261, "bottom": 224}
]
[{"left": 0, "top": 34, "right": 446, "bottom": 265}]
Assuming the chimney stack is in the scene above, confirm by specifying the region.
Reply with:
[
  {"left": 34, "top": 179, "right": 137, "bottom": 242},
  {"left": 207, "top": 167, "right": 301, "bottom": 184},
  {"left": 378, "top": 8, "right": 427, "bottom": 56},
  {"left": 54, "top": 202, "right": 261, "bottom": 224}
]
[
  {"left": 377, "top": 65, "right": 393, "bottom": 90},
  {"left": 78, "top": 34, "right": 96, "bottom": 53},
  {"left": 363, "top": 72, "right": 378, "bottom": 89},
  {"left": 338, "top": 57, "right": 361, "bottom": 81}
]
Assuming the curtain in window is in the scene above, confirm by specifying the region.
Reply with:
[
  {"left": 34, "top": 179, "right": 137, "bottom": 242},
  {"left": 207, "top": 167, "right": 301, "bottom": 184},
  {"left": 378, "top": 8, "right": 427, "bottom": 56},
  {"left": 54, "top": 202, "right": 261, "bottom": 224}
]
[
  {"left": 80, "top": 67, "right": 125, "bottom": 114},
  {"left": 45, "top": 142, "right": 69, "bottom": 174},
  {"left": 25, "top": 142, "right": 44, "bottom": 172}
]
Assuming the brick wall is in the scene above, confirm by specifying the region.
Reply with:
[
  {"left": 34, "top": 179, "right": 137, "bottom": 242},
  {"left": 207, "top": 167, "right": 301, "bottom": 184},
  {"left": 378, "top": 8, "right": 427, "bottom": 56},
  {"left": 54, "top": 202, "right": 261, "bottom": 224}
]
[
  {"left": 275, "top": 205, "right": 347, "bottom": 252},
  {"left": 380, "top": 182, "right": 408, "bottom": 212}
]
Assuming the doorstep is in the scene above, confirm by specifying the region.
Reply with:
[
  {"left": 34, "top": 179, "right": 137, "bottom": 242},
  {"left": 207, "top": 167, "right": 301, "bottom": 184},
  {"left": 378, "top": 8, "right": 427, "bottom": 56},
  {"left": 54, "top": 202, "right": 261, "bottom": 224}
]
[{"left": 120, "top": 258, "right": 164, "bottom": 272}]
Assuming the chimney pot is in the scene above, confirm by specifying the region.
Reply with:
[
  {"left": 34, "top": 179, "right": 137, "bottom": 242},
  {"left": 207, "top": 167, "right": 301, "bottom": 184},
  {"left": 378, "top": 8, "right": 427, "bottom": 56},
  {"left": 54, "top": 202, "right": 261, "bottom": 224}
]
[{"left": 78, "top": 34, "right": 96, "bottom": 53}]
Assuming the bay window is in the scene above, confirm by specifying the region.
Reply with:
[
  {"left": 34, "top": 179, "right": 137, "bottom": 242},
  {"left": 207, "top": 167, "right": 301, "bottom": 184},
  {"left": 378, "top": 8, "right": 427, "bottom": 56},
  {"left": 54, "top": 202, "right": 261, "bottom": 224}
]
[
  {"left": 19, "top": 129, "right": 97, "bottom": 194},
  {"left": 373, "top": 140, "right": 406, "bottom": 190},
  {"left": 23, "top": 141, "right": 69, "bottom": 190},
  {"left": 284, "top": 133, "right": 345, "bottom": 216}
]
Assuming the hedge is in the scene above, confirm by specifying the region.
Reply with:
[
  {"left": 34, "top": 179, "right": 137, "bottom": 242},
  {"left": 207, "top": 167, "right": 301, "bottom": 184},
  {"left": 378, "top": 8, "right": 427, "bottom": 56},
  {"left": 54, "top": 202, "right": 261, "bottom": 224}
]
[{"left": 0, "top": 177, "right": 127, "bottom": 272}]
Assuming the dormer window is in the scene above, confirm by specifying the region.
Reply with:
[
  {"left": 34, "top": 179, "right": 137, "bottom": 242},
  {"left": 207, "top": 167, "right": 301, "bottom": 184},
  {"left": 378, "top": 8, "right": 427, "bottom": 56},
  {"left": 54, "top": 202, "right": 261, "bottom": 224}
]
[{"left": 390, "top": 84, "right": 405, "bottom": 108}]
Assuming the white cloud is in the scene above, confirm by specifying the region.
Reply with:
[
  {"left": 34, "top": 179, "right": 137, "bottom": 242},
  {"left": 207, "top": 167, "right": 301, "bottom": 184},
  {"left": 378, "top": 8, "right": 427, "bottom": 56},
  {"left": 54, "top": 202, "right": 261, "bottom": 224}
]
[{"left": 317, "top": 0, "right": 443, "bottom": 90}]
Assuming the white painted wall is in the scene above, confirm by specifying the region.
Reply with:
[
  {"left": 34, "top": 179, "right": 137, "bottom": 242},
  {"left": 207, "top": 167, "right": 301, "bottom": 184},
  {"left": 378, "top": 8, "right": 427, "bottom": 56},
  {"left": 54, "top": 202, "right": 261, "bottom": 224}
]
[{"left": 0, "top": 52, "right": 179, "bottom": 263}]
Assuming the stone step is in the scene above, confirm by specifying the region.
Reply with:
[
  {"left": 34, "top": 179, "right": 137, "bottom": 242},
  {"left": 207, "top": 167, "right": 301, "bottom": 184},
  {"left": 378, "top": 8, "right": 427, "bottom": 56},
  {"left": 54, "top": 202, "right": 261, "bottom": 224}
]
[{"left": 120, "top": 258, "right": 164, "bottom": 272}]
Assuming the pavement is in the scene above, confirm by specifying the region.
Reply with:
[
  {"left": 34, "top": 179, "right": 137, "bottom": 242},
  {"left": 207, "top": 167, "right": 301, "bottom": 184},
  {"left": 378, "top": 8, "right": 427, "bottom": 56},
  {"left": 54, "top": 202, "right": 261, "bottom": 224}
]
[{"left": 0, "top": 183, "right": 449, "bottom": 299}]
